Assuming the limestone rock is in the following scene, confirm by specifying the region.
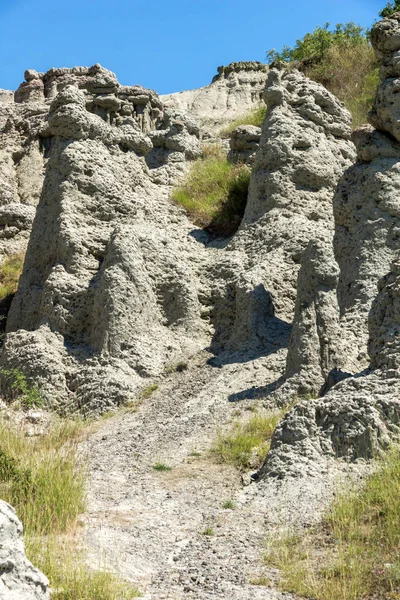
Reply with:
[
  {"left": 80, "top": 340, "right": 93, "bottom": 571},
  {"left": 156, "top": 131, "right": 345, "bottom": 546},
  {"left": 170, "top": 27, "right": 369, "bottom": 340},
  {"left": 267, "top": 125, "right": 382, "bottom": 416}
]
[
  {"left": 228, "top": 125, "right": 261, "bottom": 165},
  {"left": 275, "top": 236, "right": 341, "bottom": 400},
  {"left": 3, "top": 80, "right": 207, "bottom": 413},
  {"left": 368, "top": 260, "right": 400, "bottom": 371},
  {"left": 227, "top": 68, "right": 355, "bottom": 329},
  {"left": 161, "top": 62, "right": 268, "bottom": 131},
  {"left": 0, "top": 500, "right": 49, "bottom": 599}
]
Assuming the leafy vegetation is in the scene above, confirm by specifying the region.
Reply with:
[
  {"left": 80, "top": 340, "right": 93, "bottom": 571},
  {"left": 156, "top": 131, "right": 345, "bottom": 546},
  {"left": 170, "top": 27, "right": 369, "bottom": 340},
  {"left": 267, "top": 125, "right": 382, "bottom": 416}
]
[
  {"left": 221, "top": 105, "right": 267, "bottom": 137},
  {"left": 212, "top": 409, "right": 286, "bottom": 470},
  {"left": 0, "top": 251, "right": 25, "bottom": 302},
  {"left": 380, "top": 1, "right": 400, "bottom": 17},
  {"left": 0, "top": 368, "right": 44, "bottom": 408},
  {"left": 172, "top": 145, "right": 250, "bottom": 237},
  {"left": 266, "top": 22, "right": 367, "bottom": 65},
  {"left": 0, "top": 417, "right": 140, "bottom": 599},
  {"left": 266, "top": 22, "right": 379, "bottom": 128},
  {"left": 222, "top": 499, "right": 236, "bottom": 510},
  {"left": 265, "top": 446, "right": 400, "bottom": 600},
  {"left": 152, "top": 462, "right": 172, "bottom": 472}
]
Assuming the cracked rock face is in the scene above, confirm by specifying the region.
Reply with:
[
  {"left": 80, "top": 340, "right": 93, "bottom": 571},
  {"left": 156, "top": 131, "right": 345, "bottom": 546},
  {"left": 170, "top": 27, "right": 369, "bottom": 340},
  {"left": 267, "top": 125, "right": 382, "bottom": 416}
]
[{"left": 0, "top": 500, "right": 49, "bottom": 600}]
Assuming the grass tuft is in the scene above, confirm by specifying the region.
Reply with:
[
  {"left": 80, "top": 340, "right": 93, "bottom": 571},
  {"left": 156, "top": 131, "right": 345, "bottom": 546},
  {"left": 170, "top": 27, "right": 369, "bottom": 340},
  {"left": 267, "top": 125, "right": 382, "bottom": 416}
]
[
  {"left": 139, "top": 383, "right": 158, "bottom": 399},
  {"left": 265, "top": 446, "right": 400, "bottom": 600},
  {"left": 0, "top": 368, "right": 45, "bottom": 408},
  {"left": 0, "top": 251, "right": 25, "bottom": 302},
  {"left": 221, "top": 105, "right": 267, "bottom": 137},
  {"left": 202, "top": 527, "right": 215, "bottom": 536},
  {"left": 222, "top": 500, "right": 236, "bottom": 510},
  {"left": 172, "top": 146, "right": 250, "bottom": 237},
  {"left": 212, "top": 410, "right": 286, "bottom": 471},
  {"left": 152, "top": 462, "right": 172, "bottom": 472}
]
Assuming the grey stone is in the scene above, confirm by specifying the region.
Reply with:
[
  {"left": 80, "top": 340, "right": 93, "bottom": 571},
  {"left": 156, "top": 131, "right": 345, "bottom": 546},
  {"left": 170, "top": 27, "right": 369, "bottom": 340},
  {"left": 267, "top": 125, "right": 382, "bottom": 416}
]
[{"left": 0, "top": 500, "right": 49, "bottom": 599}]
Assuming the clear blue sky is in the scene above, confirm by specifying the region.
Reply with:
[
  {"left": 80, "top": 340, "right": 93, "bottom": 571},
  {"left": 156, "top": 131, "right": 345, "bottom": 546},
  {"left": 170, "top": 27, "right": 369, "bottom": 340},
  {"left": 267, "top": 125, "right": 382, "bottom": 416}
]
[{"left": 0, "top": 0, "right": 386, "bottom": 94}]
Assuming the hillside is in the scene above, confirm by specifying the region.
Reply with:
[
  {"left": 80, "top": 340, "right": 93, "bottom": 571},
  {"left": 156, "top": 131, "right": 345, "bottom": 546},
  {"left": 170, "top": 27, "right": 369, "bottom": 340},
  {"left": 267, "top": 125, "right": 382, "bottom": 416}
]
[{"left": 0, "top": 10, "right": 400, "bottom": 600}]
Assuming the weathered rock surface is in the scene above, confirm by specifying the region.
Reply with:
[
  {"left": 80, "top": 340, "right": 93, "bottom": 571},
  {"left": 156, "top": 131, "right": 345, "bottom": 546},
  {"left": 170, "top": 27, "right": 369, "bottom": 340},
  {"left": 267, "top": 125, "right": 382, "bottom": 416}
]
[
  {"left": 0, "top": 500, "right": 49, "bottom": 600},
  {"left": 208, "top": 68, "right": 355, "bottom": 360},
  {"left": 261, "top": 16, "right": 400, "bottom": 479},
  {"left": 161, "top": 62, "right": 268, "bottom": 132},
  {"left": 228, "top": 124, "right": 261, "bottom": 165},
  {"left": 2, "top": 71, "right": 207, "bottom": 413}
]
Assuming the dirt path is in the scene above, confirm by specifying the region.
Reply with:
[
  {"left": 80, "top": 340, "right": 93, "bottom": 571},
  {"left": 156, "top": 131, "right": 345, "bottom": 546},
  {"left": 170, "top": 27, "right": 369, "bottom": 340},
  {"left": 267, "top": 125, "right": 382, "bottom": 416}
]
[{"left": 83, "top": 350, "right": 329, "bottom": 599}]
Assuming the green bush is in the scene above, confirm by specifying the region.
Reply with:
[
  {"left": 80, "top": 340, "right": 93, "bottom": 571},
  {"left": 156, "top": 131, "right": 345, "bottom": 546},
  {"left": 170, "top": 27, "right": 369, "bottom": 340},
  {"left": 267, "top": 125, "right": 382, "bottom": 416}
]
[
  {"left": 266, "top": 22, "right": 378, "bottom": 128},
  {"left": 172, "top": 146, "right": 250, "bottom": 237},
  {"left": 266, "top": 22, "right": 367, "bottom": 65},
  {"left": 380, "top": 1, "right": 400, "bottom": 17}
]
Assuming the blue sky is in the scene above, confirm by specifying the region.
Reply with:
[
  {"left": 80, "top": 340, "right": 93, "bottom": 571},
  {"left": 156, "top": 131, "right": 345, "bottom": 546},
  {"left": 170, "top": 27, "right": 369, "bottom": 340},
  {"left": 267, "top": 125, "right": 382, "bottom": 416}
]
[{"left": 0, "top": 0, "right": 387, "bottom": 94}]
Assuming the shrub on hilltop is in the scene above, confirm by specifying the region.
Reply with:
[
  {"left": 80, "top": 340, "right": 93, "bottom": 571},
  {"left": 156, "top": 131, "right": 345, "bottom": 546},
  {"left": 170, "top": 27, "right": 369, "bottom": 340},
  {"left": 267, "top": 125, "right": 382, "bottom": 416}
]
[{"left": 266, "top": 22, "right": 379, "bottom": 128}]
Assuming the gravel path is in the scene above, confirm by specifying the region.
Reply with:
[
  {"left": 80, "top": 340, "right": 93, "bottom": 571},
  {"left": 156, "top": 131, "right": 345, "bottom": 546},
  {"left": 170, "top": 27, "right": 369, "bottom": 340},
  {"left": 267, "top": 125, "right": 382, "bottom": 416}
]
[{"left": 83, "top": 349, "right": 330, "bottom": 599}]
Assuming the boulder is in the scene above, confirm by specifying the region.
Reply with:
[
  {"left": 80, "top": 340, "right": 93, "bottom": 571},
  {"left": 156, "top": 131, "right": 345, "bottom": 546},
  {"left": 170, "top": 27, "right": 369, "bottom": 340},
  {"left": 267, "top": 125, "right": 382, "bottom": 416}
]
[{"left": 0, "top": 500, "right": 49, "bottom": 600}]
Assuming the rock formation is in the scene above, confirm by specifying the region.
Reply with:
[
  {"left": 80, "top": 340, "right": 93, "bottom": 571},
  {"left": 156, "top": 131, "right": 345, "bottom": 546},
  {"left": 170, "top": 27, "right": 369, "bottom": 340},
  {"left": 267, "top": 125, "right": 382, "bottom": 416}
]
[
  {"left": 260, "top": 14, "right": 400, "bottom": 478},
  {"left": 228, "top": 124, "right": 261, "bottom": 165},
  {"left": 1, "top": 67, "right": 207, "bottom": 413},
  {"left": 0, "top": 500, "right": 49, "bottom": 599},
  {"left": 161, "top": 62, "right": 268, "bottom": 132},
  {"left": 209, "top": 69, "right": 355, "bottom": 357}
]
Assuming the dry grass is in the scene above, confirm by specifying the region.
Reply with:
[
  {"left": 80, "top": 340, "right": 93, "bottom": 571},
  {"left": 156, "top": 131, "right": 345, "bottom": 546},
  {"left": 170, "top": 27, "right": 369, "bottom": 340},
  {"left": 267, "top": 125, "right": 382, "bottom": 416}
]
[
  {"left": 304, "top": 42, "right": 379, "bottom": 129},
  {"left": 212, "top": 409, "right": 286, "bottom": 471},
  {"left": 265, "top": 446, "right": 400, "bottom": 599},
  {"left": 172, "top": 145, "right": 250, "bottom": 237},
  {"left": 0, "top": 251, "right": 25, "bottom": 302},
  {"left": 0, "top": 417, "right": 140, "bottom": 599}
]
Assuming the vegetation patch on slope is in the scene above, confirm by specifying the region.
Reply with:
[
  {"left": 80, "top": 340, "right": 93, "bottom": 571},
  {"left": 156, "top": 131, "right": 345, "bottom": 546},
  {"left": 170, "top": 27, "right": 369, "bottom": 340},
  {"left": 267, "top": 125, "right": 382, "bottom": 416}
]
[
  {"left": 266, "top": 22, "right": 379, "bottom": 128},
  {"left": 0, "top": 251, "right": 25, "bottom": 302},
  {"left": 265, "top": 447, "right": 400, "bottom": 599},
  {"left": 221, "top": 105, "right": 267, "bottom": 137},
  {"left": 172, "top": 145, "right": 250, "bottom": 236},
  {"left": 212, "top": 409, "right": 286, "bottom": 470},
  {"left": 0, "top": 416, "right": 140, "bottom": 599}
]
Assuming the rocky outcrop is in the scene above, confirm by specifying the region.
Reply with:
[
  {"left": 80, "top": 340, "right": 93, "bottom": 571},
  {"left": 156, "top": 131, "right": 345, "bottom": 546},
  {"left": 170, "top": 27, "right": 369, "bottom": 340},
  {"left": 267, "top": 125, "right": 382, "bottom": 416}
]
[
  {"left": 0, "top": 500, "right": 49, "bottom": 599},
  {"left": 2, "top": 72, "right": 207, "bottom": 414},
  {"left": 261, "top": 258, "right": 400, "bottom": 479},
  {"left": 261, "top": 15, "right": 400, "bottom": 478},
  {"left": 228, "top": 125, "right": 261, "bottom": 165},
  {"left": 0, "top": 65, "right": 202, "bottom": 268},
  {"left": 209, "top": 69, "right": 355, "bottom": 357},
  {"left": 161, "top": 62, "right": 268, "bottom": 132}
]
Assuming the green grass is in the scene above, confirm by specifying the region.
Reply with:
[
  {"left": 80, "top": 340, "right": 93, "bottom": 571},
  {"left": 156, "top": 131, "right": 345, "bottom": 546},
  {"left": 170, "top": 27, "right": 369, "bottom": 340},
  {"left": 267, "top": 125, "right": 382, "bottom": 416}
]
[
  {"left": 152, "top": 462, "right": 172, "bottom": 472},
  {"left": 221, "top": 105, "right": 267, "bottom": 137},
  {"left": 0, "top": 417, "right": 141, "bottom": 599},
  {"left": 265, "top": 446, "right": 400, "bottom": 600},
  {"left": 202, "top": 527, "right": 215, "bottom": 536},
  {"left": 0, "top": 251, "right": 25, "bottom": 302},
  {"left": 222, "top": 500, "right": 236, "bottom": 510},
  {"left": 172, "top": 146, "right": 250, "bottom": 237},
  {"left": 212, "top": 409, "right": 286, "bottom": 471},
  {"left": 139, "top": 383, "right": 158, "bottom": 399},
  {"left": 0, "top": 368, "right": 44, "bottom": 408}
]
